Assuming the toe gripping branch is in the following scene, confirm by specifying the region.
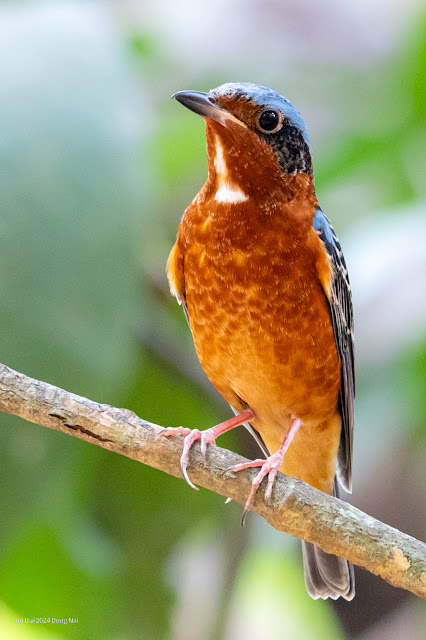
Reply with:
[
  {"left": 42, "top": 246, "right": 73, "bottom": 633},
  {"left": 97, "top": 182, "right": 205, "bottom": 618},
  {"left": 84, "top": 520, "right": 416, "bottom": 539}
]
[
  {"left": 158, "top": 411, "right": 302, "bottom": 527},
  {"left": 225, "top": 416, "right": 302, "bottom": 526},
  {"left": 157, "top": 409, "right": 256, "bottom": 490}
]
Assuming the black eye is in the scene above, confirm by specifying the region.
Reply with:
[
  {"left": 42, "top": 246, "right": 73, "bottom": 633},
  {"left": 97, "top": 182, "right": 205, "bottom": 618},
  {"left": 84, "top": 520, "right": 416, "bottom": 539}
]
[{"left": 258, "top": 109, "right": 280, "bottom": 133}]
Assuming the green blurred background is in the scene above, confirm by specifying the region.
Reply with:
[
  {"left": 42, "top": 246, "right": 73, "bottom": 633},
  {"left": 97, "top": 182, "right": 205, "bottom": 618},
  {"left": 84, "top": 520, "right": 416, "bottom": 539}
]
[{"left": 0, "top": 1, "right": 425, "bottom": 639}]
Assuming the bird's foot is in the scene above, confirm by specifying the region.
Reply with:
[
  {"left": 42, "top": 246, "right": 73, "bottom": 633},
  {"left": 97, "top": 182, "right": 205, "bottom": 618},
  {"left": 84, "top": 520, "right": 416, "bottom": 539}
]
[
  {"left": 225, "top": 416, "right": 302, "bottom": 525},
  {"left": 157, "top": 409, "right": 255, "bottom": 491},
  {"left": 226, "top": 451, "right": 284, "bottom": 524},
  {"left": 157, "top": 426, "right": 216, "bottom": 490}
]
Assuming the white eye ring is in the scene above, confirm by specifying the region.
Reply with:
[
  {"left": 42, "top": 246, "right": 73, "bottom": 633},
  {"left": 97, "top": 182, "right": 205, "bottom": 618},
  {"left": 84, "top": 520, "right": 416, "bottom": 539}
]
[{"left": 258, "top": 108, "right": 283, "bottom": 134}]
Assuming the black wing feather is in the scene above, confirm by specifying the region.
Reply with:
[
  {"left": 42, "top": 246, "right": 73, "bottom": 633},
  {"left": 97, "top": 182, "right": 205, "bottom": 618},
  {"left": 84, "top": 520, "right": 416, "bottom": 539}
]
[{"left": 313, "top": 208, "right": 355, "bottom": 492}]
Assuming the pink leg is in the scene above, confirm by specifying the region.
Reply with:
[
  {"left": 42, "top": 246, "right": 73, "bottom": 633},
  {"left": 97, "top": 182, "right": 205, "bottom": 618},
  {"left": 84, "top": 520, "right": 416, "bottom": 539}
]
[
  {"left": 226, "top": 416, "right": 302, "bottom": 524},
  {"left": 157, "top": 409, "right": 255, "bottom": 490}
]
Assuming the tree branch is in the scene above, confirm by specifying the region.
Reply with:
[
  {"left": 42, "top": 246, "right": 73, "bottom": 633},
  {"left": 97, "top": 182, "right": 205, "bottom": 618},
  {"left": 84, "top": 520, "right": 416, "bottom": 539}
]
[{"left": 0, "top": 362, "right": 425, "bottom": 598}]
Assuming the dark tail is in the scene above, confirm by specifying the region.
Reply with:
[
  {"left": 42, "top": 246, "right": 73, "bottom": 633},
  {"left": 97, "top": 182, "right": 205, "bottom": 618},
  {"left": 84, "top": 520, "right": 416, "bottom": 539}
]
[
  {"left": 302, "top": 541, "right": 355, "bottom": 600},
  {"left": 302, "top": 477, "right": 355, "bottom": 600}
]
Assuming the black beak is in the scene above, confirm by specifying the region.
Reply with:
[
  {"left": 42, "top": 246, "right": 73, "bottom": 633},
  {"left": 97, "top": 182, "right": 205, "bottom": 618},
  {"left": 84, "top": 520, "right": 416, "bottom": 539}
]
[{"left": 172, "top": 90, "right": 244, "bottom": 128}]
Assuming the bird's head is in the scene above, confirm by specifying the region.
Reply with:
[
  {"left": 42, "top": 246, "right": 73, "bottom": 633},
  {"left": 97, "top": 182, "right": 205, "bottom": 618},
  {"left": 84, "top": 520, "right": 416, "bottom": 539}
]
[{"left": 173, "top": 82, "right": 313, "bottom": 205}]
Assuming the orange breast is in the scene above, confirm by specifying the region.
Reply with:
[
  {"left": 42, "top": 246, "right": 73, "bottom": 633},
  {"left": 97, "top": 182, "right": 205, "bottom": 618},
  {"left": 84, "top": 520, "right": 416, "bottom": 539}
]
[{"left": 171, "top": 188, "right": 342, "bottom": 492}]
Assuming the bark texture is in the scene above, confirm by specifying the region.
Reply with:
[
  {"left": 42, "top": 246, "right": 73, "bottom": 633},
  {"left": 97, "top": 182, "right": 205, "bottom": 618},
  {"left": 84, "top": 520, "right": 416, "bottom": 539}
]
[{"left": 0, "top": 362, "right": 424, "bottom": 598}]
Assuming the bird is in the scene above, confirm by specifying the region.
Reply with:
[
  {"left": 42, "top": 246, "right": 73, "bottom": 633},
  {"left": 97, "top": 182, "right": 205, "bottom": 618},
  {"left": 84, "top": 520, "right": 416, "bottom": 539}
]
[{"left": 160, "top": 82, "right": 355, "bottom": 601}]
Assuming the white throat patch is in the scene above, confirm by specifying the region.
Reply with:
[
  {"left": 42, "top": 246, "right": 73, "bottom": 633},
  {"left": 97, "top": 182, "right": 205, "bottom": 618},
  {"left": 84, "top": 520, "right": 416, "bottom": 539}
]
[{"left": 213, "top": 138, "right": 247, "bottom": 204}]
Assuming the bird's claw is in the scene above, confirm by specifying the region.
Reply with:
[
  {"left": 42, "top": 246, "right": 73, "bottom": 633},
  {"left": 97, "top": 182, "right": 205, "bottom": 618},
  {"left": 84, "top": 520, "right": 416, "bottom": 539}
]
[
  {"left": 158, "top": 426, "right": 217, "bottom": 490},
  {"left": 181, "top": 458, "right": 198, "bottom": 491},
  {"left": 241, "top": 508, "right": 249, "bottom": 528},
  {"left": 225, "top": 453, "right": 285, "bottom": 526},
  {"left": 222, "top": 467, "right": 237, "bottom": 478}
]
